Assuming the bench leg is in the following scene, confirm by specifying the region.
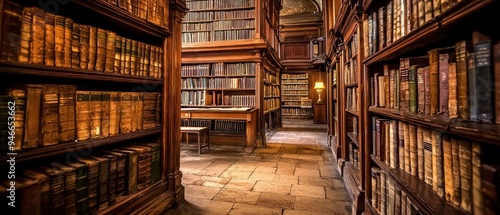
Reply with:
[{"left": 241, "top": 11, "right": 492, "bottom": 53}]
[
  {"left": 206, "top": 130, "right": 210, "bottom": 150},
  {"left": 198, "top": 132, "right": 201, "bottom": 154}
]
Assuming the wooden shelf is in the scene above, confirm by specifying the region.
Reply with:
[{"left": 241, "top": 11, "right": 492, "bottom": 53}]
[
  {"left": 369, "top": 107, "right": 500, "bottom": 146},
  {"left": 214, "top": 27, "right": 255, "bottom": 31},
  {"left": 264, "top": 107, "right": 280, "bottom": 114},
  {"left": 282, "top": 94, "right": 309, "bottom": 96},
  {"left": 181, "top": 88, "right": 255, "bottom": 91},
  {"left": 263, "top": 80, "right": 279, "bottom": 85},
  {"left": 181, "top": 105, "right": 255, "bottom": 108},
  {"left": 73, "top": 0, "right": 170, "bottom": 39},
  {"left": 363, "top": 0, "right": 496, "bottom": 65},
  {"left": 0, "top": 128, "right": 162, "bottom": 167},
  {"left": 371, "top": 155, "right": 467, "bottom": 215},
  {"left": 0, "top": 61, "right": 163, "bottom": 85},
  {"left": 188, "top": 6, "right": 255, "bottom": 12},
  {"left": 345, "top": 109, "right": 359, "bottom": 116},
  {"left": 264, "top": 96, "right": 280, "bottom": 99},
  {"left": 345, "top": 83, "right": 359, "bottom": 88},
  {"left": 182, "top": 74, "right": 255, "bottom": 78},
  {"left": 282, "top": 83, "right": 308, "bottom": 85},
  {"left": 100, "top": 181, "right": 165, "bottom": 215},
  {"left": 347, "top": 132, "right": 359, "bottom": 148}
]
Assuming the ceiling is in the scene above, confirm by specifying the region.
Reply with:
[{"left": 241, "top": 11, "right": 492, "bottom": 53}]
[{"left": 280, "top": 0, "right": 322, "bottom": 16}]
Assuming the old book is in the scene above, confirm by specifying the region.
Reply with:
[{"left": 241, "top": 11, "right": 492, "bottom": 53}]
[
  {"left": 387, "top": 1, "right": 393, "bottom": 46},
  {"left": 409, "top": 124, "right": 418, "bottom": 176},
  {"left": 22, "top": 170, "right": 50, "bottom": 215},
  {"left": 142, "top": 92, "right": 157, "bottom": 129},
  {"left": 103, "top": 153, "right": 118, "bottom": 205},
  {"left": 423, "top": 128, "right": 433, "bottom": 186},
  {"left": 113, "top": 148, "right": 138, "bottom": 194},
  {"left": 416, "top": 126, "right": 424, "bottom": 180},
  {"left": 471, "top": 31, "right": 494, "bottom": 123},
  {"left": 120, "top": 92, "right": 132, "bottom": 133},
  {"left": 105, "top": 151, "right": 127, "bottom": 200},
  {"left": 392, "top": 0, "right": 399, "bottom": 42},
  {"left": 439, "top": 50, "right": 456, "bottom": 115},
  {"left": 87, "top": 26, "right": 97, "bottom": 70},
  {"left": 71, "top": 23, "right": 81, "bottom": 69},
  {"left": 58, "top": 85, "right": 76, "bottom": 142},
  {"left": 442, "top": 134, "right": 454, "bottom": 202},
  {"left": 65, "top": 162, "right": 89, "bottom": 215},
  {"left": 401, "top": 191, "right": 407, "bottom": 215},
  {"left": 481, "top": 163, "right": 500, "bottom": 214},
  {"left": 384, "top": 65, "right": 391, "bottom": 108},
  {"left": 109, "top": 92, "right": 121, "bottom": 136},
  {"left": 455, "top": 40, "right": 472, "bottom": 119},
  {"left": 459, "top": 140, "right": 472, "bottom": 212},
  {"left": 130, "top": 92, "right": 139, "bottom": 132},
  {"left": 404, "top": 122, "right": 411, "bottom": 174},
  {"left": 389, "top": 120, "right": 398, "bottom": 169},
  {"left": 37, "top": 166, "right": 65, "bottom": 214},
  {"left": 53, "top": 15, "right": 65, "bottom": 67},
  {"left": 379, "top": 6, "right": 386, "bottom": 51},
  {"left": 155, "top": 93, "right": 161, "bottom": 126},
  {"left": 18, "top": 7, "right": 33, "bottom": 63},
  {"left": 433, "top": 0, "right": 441, "bottom": 17},
  {"left": 77, "top": 158, "right": 99, "bottom": 214},
  {"left": 0, "top": 1, "right": 22, "bottom": 62},
  {"left": 114, "top": 35, "right": 122, "bottom": 73},
  {"left": 124, "top": 38, "right": 132, "bottom": 74},
  {"left": 424, "top": 0, "right": 433, "bottom": 23},
  {"left": 411, "top": 0, "right": 419, "bottom": 31},
  {"left": 408, "top": 65, "right": 418, "bottom": 113},
  {"left": 471, "top": 142, "right": 483, "bottom": 215},
  {"left": 130, "top": 40, "right": 137, "bottom": 75},
  {"left": 51, "top": 162, "right": 77, "bottom": 215},
  {"left": 120, "top": 37, "right": 126, "bottom": 74},
  {"left": 4, "top": 89, "right": 24, "bottom": 151},
  {"left": 90, "top": 155, "right": 110, "bottom": 211},
  {"left": 388, "top": 178, "right": 396, "bottom": 215},
  {"left": 431, "top": 130, "right": 444, "bottom": 197},
  {"left": 141, "top": 142, "right": 161, "bottom": 183},
  {"left": 372, "top": 167, "right": 381, "bottom": 209},
  {"left": 451, "top": 137, "right": 461, "bottom": 206},
  {"left": 41, "top": 85, "right": 60, "bottom": 146},
  {"left": 144, "top": 44, "right": 151, "bottom": 77},
  {"left": 417, "top": 0, "right": 425, "bottom": 28},
  {"left": 64, "top": 18, "right": 73, "bottom": 67},
  {"left": 386, "top": 120, "right": 392, "bottom": 166},
  {"left": 417, "top": 67, "right": 426, "bottom": 114},
  {"left": 19, "top": 85, "right": 41, "bottom": 149},
  {"left": 468, "top": 52, "right": 479, "bottom": 122},
  {"left": 43, "top": 13, "right": 55, "bottom": 66},
  {"left": 90, "top": 92, "right": 103, "bottom": 139},
  {"left": 441, "top": 0, "right": 450, "bottom": 11},
  {"left": 105, "top": 31, "right": 116, "bottom": 73},
  {"left": 76, "top": 91, "right": 91, "bottom": 141},
  {"left": 79, "top": 25, "right": 89, "bottom": 69},
  {"left": 128, "top": 145, "right": 152, "bottom": 191},
  {"left": 448, "top": 61, "right": 458, "bottom": 118},
  {"left": 137, "top": 92, "right": 144, "bottom": 130},
  {"left": 2, "top": 176, "right": 40, "bottom": 215},
  {"left": 379, "top": 75, "right": 386, "bottom": 107},
  {"left": 95, "top": 29, "right": 107, "bottom": 71},
  {"left": 101, "top": 92, "right": 111, "bottom": 138},
  {"left": 137, "top": 42, "right": 144, "bottom": 76},
  {"left": 381, "top": 171, "right": 387, "bottom": 215},
  {"left": 398, "top": 121, "right": 406, "bottom": 170},
  {"left": 493, "top": 41, "right": 500, "bottom": 124},
  {"left": 374, "top": 73, "right": 380, "bottom": 107},
  {"left": 428, "top": 49, "right": 439, "bottom": 115}
]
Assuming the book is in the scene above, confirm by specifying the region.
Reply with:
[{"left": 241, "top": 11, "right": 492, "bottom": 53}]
[
  {"left": 103, "top": 153, "right": 118, "bottom": 205},
  {"left": 409, "top": 124, "right": 418, "bottom": 176},
  {"left": 77, "top": 158, "right": 99, "bottom": 214},
  {"left": 5, "top": 89, "right": 25, "bottom": 151},
  {"left": 88, "top": 26, "right": 97, "bottom": 70},
  {"left": 131, "top": 92, "right": 139, "bottom": 132},
  {"left": 120, "top": 92, "right": 133, "bottom": 133},
  {"left": 51, "top": 162, "right": 77, "bottom": 215},
  {"left": 0, "top": 1, "right": 22, "bottom": 62},
  {"left": 418, "top": 0, "right": 425, "bottom": 31},
  {"left": 95, "top": 28, "right": 107, "bottom": 71},
  {"left": 431, "top": 130, "right": 444, "bottom": 197},
  {"left": 379, "top": 75, "right": 386, "bottom": 107},
  {"left": 433, "top": 0, "right": 441, "bottom": 17},
  {"left": 90, "top": 155, "right": 110, "bottom": 211},
  {"left": 65, "top": 162, "right": 89, "bottom": 215},
  {"left": 90, "top": 92, "right": 103, "bottom": 139},
  {"left": 58, "top": 85, "right": 76, "bottom": 142},
  {"left": 448, "top": 61, "right": 458, "bottom": 118},
  {"left": 130, "top": 40, "right": 137, "bottom": 75},
  {"left": 404, "top": 122, "right": 410, "bottom": 174},
  {"left": 105, "top": 31, "right": 116, "bottom": 73},
  {"left": 127, "top": 145, "right": 152, "bottom": 190},
  {"left": 22, "top": 170, "right": 51, "bottom": 215},
  {"left": 37, "top": 166, "right": 66, "bottom": 214},
  {"left": 459, "top": 140, "right": 472, "bottom": 212},
  {"left": 455, "top": 40, "right": 472, "bottom": 119},
  {"left": 79, "top": 25, "right": 89, "bottom": 69},
  {"left": 438, "top": 49, "right": 456, "bottom": 115},
  {"left": 141, "top": 142, "right": 161, "bottom": 183},
  {"left": 114, "top": 35, "right": 122, "bottom": 73},
  {"left": 471, "top": 142, "right": 483, "bottom": 215},
  {"left": 416, "top": 126, "right": 424, "bottom": 180},
  {"left": 76, "top": 91, "right": 91, "bottom": 141},
  {"left": 41, "top": 85, "right": 60, "bottom": 146},
  {"left": 494, "top": 41, "right": 500, "bottom": 124},
  {"left": 101, "top": 92, "right": 111, "bottom": 137},
  {"left": 390, "top": 120, "right": 399, "bottom": 169},
  {"left": 105, "top": 151, "right": 127, "bottom": 200},
  {"left": 64, "top": 18, "right": 73, "bottom": 67},
  {"left": 417, "top": 67, "right": 426, "bottom": 114},
  {"left": 386, "top": 1, "right": 393, "bottom": 46},
  {"left": 109, "top": 92, "right": 121, "bottom": 136},
  {"left": 428, "top": 49, "right": 439, "bottom": 115},
  {"left": 442, "top": 134, "right": 454, "bottom": 202},
  {"left": 471, "top": 31, "right": 494, "bottom": 123},
  {"left": 423, "top": 127, "right": 433, "bottom": 186},
  {"left": 18, "top": 7, "right": 33, "bottom": 63},
  {"left": 2, "top": 177, "right": 40, "bottom": 215},
  {"left": 44, "top": 13, "right": 55, "bottom": 66},
  {"left": 54, "top": 15, "right": 65, "bottom": 67},
  {"left": 399, "top": 121, "right": 406, "bottom": 170},
  {"left": 451, "top": 137, "right": 461, "bottom": 206},
  {"left": 71, "top": 23, "right": 81, "bottom": 69},
  {"left": 113, "top": 148, "right": 138, "bottom": 194},
  {"left": 408, "top": 65, "right": 418, "bottom": 113},
  {"left": 381, "top": 171, "right": 387, "bottom": 215}
]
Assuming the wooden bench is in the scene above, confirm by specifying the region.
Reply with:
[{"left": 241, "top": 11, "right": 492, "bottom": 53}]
[{"left": 180, "top": 127, "right": 210, "bottom": 154}]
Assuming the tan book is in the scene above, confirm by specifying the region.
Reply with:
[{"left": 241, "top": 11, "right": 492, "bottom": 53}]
[
  {"left": 455, "top": 40, "right": 472, "bottom": 120},
  {"left": 158, "top": 48, "right": 164, "bottom": 79},
  {"left": 398, "top": 121, "right": 406, "bottom": 171},
  {"left": 109, "top": 92, "right": 121, "bottom": 136},
  {"left": 442, "top": 134, "right": 454, "bottom": 202},
  {"left": 6, "top": 88, "right": 26, "bottom": 151},
  {"left": 114, "top": 35, "right": 122, "bottom": 73},
  {"left": 451, "top": 137, "right": 461, "bottom": 206},
  {"left": 22, "top": 85, "right": 42, "bottom": 149},
  {"left": 120, "top": 37, "right": 126, "bottom": 74},
  {"left": 54, "top": 15, "right": 65, "bottom": 67},
  {"left": 404, "top": 122, "right": 410, "bottom": 174},
  {"left": 423, "top": 127, "right": 433, "bottom": 186},
  {"left": 155, "top": 93, "right": 161, "bottom": 126},
  {"left": 144, "top": 44, "right": 151, "bottom": 77},
  {"left": 131, "top": 92, "right": 138, "bottom": 132},
  {"left": 428, "top": 49, "right": 439, "bottom": 115},
  {"left": 58, "top": 85, "right": 76, "bottom": 142},
  {"left": 40, "top": 85, "right": 60, "bottom": 146},
  {"left": 416, "top": 126, "right": 424, "bottom": 180},
  {"left": 90, "top": 91, "right": 103, "bottom": 138},
  {"left": 130, "top": 40, "right": 137, "bottom": 75},
  {"left": 79, "top": 25, "right": 89, "bottom": 69},
  {"left": 431, "top": 130, "right": 444, "bottom": 197},
  {"left": 76, "top": 91, "right": 91, "bottom": 141},
  {"left": 385, "top": 120, "right": 391, "bottom": 166},
  {"left": 448, "top": 62, "right": 458, "bottom": 118},
  {"left": 101, "top": 92, "right": 111, "bottom": 138},
  {"left": 424, "top": 0, "right": 433, "bottom": 22},
  {"left": 105, "top": 30, "right": 116, "bottom": 73},
  {"left": 389, "top": 120, "right": 397, "bottom": 168},
  {"left": 0, "top": 1, "right": 22, "bottom": 62},
  {"left": 471, "top": 142, "right": 483, "bottom": 215},
  {"left": 87, "top": 26, "right": 97, "bottom": 70},
  {"left": 64, "top": 18, "right": 73, "bottom": 67},
  {"left": 137, "top": 92, "right": 144, "bottom": 130},
  {"left": 137, "top": 42, "right": 144, "bottom": 76},
  {"left": 71, "top": 23, "right": 80, "bottom": 69},
  {"left": 409, "top": 124, "right": 418, "bottom": 176},
  {"left": 113, "top": 148, "right": 138, "bottom": 194},
  {"left": 44, "top": 13, "right": 55, "bottom": 66},
  {"left": 433, "top": 0, "right": 441, "bottom": 17},
  {"left": 378, "top": 75, "right": 386, "bottom": 107},
  {"left": 459, "top": 140, "right": 472, "bottom": 212},
  {"left": 120, "top": 92, "right": 132, "bottom": 134},
  {"left": 89, "top": 155, "right": 110, "bottom": 211},
  {"left": 142, "top": 92, "right": 157, "bottom": 129},
  {"left": 18, "top": 7, "right": 33, "bottom": 63},
  {"left": 95, "top": 28, "right": 106, "bottom": 71},
  {"left": 124, "top": 38, "right": 132, "bottom": 75}
]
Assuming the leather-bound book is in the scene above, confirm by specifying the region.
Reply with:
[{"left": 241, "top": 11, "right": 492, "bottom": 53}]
[
  {"left": 404, "top": 122, "right": 411, "bottom": 174},
  {"left": 142, "top": 92, "right": 157, "bottom": 129},
  {"left": 64, "top": 18, "right": 73, "bottom": 67},
  {"left": 18, "top": 7, "right": 33, "bottom": 63},
  {"left": 0, "top": 1, "right": 22, "bottom": 62},
  {"left": 127, "top": 145, "right": 152, "bottom": 190},
  {"left": 455, "top": 40, "right": 472, "bottom": 119},
  {"left": 130, "top": 40, "right": 137, "bottom": 76},
  {"left": 58, "top": 85, "right": 76, "bottom": 142},
  {"left": 101, "top": 92, "right": 111, "bottom": 137},
  {"left": 471, "top": 142, "right": 483, "bottom": 215},
  {"left": 105, "top": 31, "right": 116, "bottom": 73},
  {"left": 2, "top": 176, "right": 40, "bottom": 215},
  {"left": 77, "top": 158, "right": 99, "bottom": 214},
  {"left": 378, "top": 6, "right": 386, "bottom": 51},
  {"left": 105, "top": 151, "right": 127, "bottom": 201},
  {"left": 371, "top": 167, "right": 381, "bottom": 210},
  {"left": 409, "top": 124, "right": 418, "bottom": 176},
  {"left": 418, "top": 0, "right": 425, "bottom": 30},
  {"left": 40, "top": 85, "right": 60, "bottom": 146},
  {"left": 411, "top": 0, "right": 419, "bottom": 31},
  {"left": 381, "top": 171, "right": 387, "bottom": 215},
  {"left": 103, "top": 153, "right": 118, "bottom": 205},
  {"left": 54, "top": 15, "right": 65, "bottom": 67},
  {"left": 155, "top": 93, "right": 161, "bottom": 126},
  {"left": 395, "top": 184, "right": 401, "bottom": 215},
  {"left": 423, "top": 127, "right": 433, "bottom": 186},
  {"left": 137, "top": 92, "right": 144, "bottom": 130},
  {"left": 44, "top": 13, "right": 55, "bottom": 66},
  {"left": 6, "top": 88, "right": 25, "bottom": 151},
  {"left": 95, "top": 29, "right": 107, "bottom": 71},
  {"left": 113, "top": 148, "right": 138, "bottom": 194},
  {"left": 388, "top": 178, "right": 396, "bottom": 215},
  {"left": 424, "top": 0, "right": 433, "bottom": 22},
  {"left": 137, "top": 42, "right": 144, "bottom": 76},
  {"left": 87, "top": 26, "right": 97, "bottom": 70},
  {"left": 442, "top": 134, "right": 454, "bottom": 202},
  {"left": 385, "top": 120, "right": 392, "bottom": 166},
  {"left": 400, "top": 59, "right": 410, "bottom": 112},
  {"left": 448, "top": 61, "right": 458, "bottom": 119},
  {"left": 141, "top": 142, "right": 161, "bottom": 183},
  {"left": 408, "top": 65, "right": 418, "bottom": 113},
  {"left": 383, "top": 65, "right": 391, "bottom": 108},
  {"left": 51, "top": 162, "right": 77, "bottom": 215},
  {"left": 389, "top": 120, "right": 398, "bottom": 169},
  {"left": 428, "top": 49, "right": 439, "bottom": 115},
  {"left": 157, "top": 0, "right": 166, "bottom": 26},
  {"left": 120, "top": 92, "right": 132, "bottom": 134},
  {"left": 493, "top": 41, "right": 500, "bottom": 124},
  {"left": 130, "top": 92, "right": 138, "bottom": 132},
  {"left": 468, "top": 52, "right": 478, "bottom": 121},
  {"left": 109, "top": 92, "right": 121, "bottom": 136},
  {"left": 146, "top": 0, "right": 155, "bottom": 22},
  {"left": 471, "top": 31, "right": 494, "bottom": 123},
  {"left": 71, "top": 23, "right": 81, "bottom": 69},
  {"left": 374, "top": 73, "right": 380, "bottom": 107},
  {"left": 124, "top": 38, "right": 132, "bottom": 75},
  {"left": 433, "top": 0, "right": 441, "bottom": 17},
  {"left": 451, "top": 137, "right": 461, "bottom": 206},
  {"left": 158, "top": 48, "right": 164, "bottom": 79},
  {"left": 481, "top": 163, "right": 500, "bottom": 214},
  {"left": 438, "top": 50, "right": 456, "bottom": 115},
  {"left": 459, "top": 140, "right": 472, "bottom": 212},
  {"left": 441, "top": 0, "right": 450, "bottom": 11},
  {"left": 378, "top": 75, "right": 386, "bottom": 108},
  {"left": 114, "top": 35, "right": 122, "bottom": 73},
  {"left": 22, "top": 170, "right": 51, "bottom": 215},
  {"left": 65, "top": 162, "right": 89, "bottom": 215},
  {"left": 389, "top": 69, "right": 398, "bottom": 109},
  {"left": 89, "top": 155, "right": 110, "bottom": 211},
  {"left": 416, "top": 126, "right": 424, "bottom": 180},
  {"left": 144, "top": 44, "right": 151, "bottom": 77},
  {"left": 386, "top": 1, "right": 393, "bottom": 46},
  {"left": 37, "top": 166, "right": 65, "bottom": 214},
  {"left": 398, "top": 122, "right": 406, "bottom": 171},
  {"left": 431, "top": 130, "right": 444, "bottom": 197},
  {"left": 401, "top": 190, "right": 407, "bottom": 215},
  {"left": 79, "top": 25, "right": 89, "bottom": 69},
  {"left": 21, "top": 85, "right": 42, "bottom": 149},
  {"left": 76, "top": 91, "right": 91, "bottom": 141},
  {"left": 417, "top": 67, "right": 426, "bottom": 114},
  {"left": 150, "top": 46, "right": 157, "bottom": 78},
  {"left": 90, "top": 92, "right": 103, "bottom": 139},
  {"left": 120, "top": 37, "right": 126, "bottom": 74}
]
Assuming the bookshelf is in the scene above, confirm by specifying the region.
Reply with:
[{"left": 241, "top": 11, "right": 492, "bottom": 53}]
[
  {"left": 358, "top": 0, "right": 500, "bottom": 215},
  {"left": 263, "top": 62, "right": 282, "bottom": 129},
  {"left": 0, "top": 0, "right": 186, "bottom": 214},
  {"left": 281, "top": 73, "right": 312, "bottom": 118},
  {"left": 327, "top": 57, "right": 340, "bottom": 158}
]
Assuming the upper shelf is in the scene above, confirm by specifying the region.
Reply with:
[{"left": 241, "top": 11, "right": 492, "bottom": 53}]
[{"left": 363, "top": 0, "right": 496, "bottom": 65}]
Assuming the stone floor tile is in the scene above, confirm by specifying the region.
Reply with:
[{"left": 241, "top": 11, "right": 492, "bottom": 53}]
[
  {"left": 276, "top": 166, "right": 296, "bottom": 175},
  {"left": 298, "top": 176, "right": 335, "bottom": 187},
  {"left": 181, "top": 174, "right": 204, "bottom": 186},
  {"left": 283, "top": 209, "right": 330, "bottom": 215},
  {"left": 248, "top": 172, "right": 276, "bottom": 182},
  {"left": 254, "top": 166, "right": 277, "bottom": 174},
  {"left": 290, "top": 184, "right": 326, "bottom": 198},
  {"left": 325, "top": 187, "right": 352, "bottom": 201},
  {"left": 294, "top": 196, "right": 351, "bottom": 214},
  {"left": 294, "top": 167, "right": 321, "bottom": 177},
  {"left": 164, "top": 197, "right": 234, "bottom": 215},
  {"left": 201, "top": 176, "right": 230, "bottom": 188},
  {"left": 257, "top": 192, "right": 295, "bottom": 209},
  {"left": 219, "top": 170, "right": 253, "bottom": 180},
  {"left": 224, "top": 179, "right": 257, "bottom": 191},
  {"left": 252, "top": 181, "right": 292, "bottom": 195},
  {"left": 185, "top": 185, "right": 222, "bottom": 200},
  {"left": 295, "top": 159, "right": 319, "bottom": 169},
  {"left": 213, "top": 189, "right": 261, "bottom": 204},
  {"left": 274, "top": 174, "right": 299, "bottom": 185},
  {"left": 228, "top": 203, "right": 282, "bottom": 215}
]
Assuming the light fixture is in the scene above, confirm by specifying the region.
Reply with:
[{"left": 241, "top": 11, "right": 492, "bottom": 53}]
[{"left": 314, "top": 67, "right": 325, "bottom": 103}]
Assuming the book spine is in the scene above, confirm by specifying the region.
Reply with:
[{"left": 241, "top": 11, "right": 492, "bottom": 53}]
[
  {"left": 101, "top": 92, "right": 111, "bottom": 138},
  {"left": 433, "top": 0, "right": 441, "bottom": 17},
  {"left": 418, "top": 0, "right": 425, "bottom": 30},
  {"left": 384, "top": 65, "right": 390, "bottom": 108},
  {"left": 87, "top": 26, "right": 97, "bottom": 70},
  {"left": 472, "top": 33, "right": 493, "bottom": 123},
  {"left": 493, "top": 41, "right": 500, "bottom": 124},
  {"left": 448, "top": 62, "right": 458, "bottom": 118},
  {"left": 451, "top": 137, "right": 461, "bottom": 206},
  {"left": 398, "top": 121, "right": 406, "bottom": 170},
  {"left": 431, "top": 130, "right": 444, "bottom": 197},
  {"left": 404, "top": 122, "right": 410, "bottom": 174},
  {"left": 114, "top": 35, "right": 122, "bottom": 73},
  {"left": 130, "top": 40, "right": 138, "bottom": 75},
  {"left": 416, "top": 126, "right": 424, "bottom": 180},
  {"left": 95, "top": 29, "right": 107, "bottom": 71},
  {"left": 64, "top": 18, "right": 73, "bottom": 67},
  {"left": 109, "top": 92, "right": 121, "bottom": 136},
  {"left": 18, "top": 7, "right": 33, "bottom": 63},
  {"left": 76, "top": 91, "right": 91, "bottom": 141},
  {"left": 120, "top": 92, "right": 132, "bottom": 134},
  {"left": 90, "top": 92, "right": 103, "bottom": 139},
  {"left": 442, "top": 134, "right": 454, "bottom": 202},
  {"left": 459, "top": 140, "right": 472, "bottom": 212},
  {"left": 423, "top": 128, "right": 433, "bottom": 186},
  {"left": 71, "top": 23, "right": 81, "bottom": 69},
  {"left": 41, "top": 85, "right": 60, "bottom": 146},
  {"left": 471, "top": 142, "right": 483, "bottom": 215},
  {"left": 58, "top": 85, "right": 76, "bottom": 142},
  {"left": 408, "top": 65, "right": 418, "bottom": 113},
  {"left": 428, "top": 49, "right": 439, "bottom": 115},
  {"left": 424, "top": 0, "right": 433, "bottom": 23},
  {"left": 23, "top": 85, "right": 43, "bottom": 149},
  {"left": 409, "top": 124, "right": 418, "bottom": 176},
  {"left": 387, "top": 1, "right": 393, "bottom": 46},
  {"left": 54, "top": 15, "right": 65, "bottom": 67},
  {"left": 455, "top": 40, "right": 470, "bottom": 118},
  {"left": 0, "top": 2, "right": 22, "bottom": 62},
  {"left": 44, "top": 13, "right": 55, "bottom": 66},
  {"left": 79, "top": 25, "right": 89, "bottom": 69},
  {"left": 439, "top": 53, "right": 451, "bottom": 115},
  {"left": 105, "top": 31, "right": 116, "bottom": 73}
]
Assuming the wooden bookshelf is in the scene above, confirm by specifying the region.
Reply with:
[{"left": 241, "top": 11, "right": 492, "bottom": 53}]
[
  {"left": 0, "top": 0, "right": 186, "bottom": 214},
  {"left": 281, "top": 73, "right": 312, "bottom": 118},
  {"left": 327, "top": 57, "right": 340, "bottom": 159}
]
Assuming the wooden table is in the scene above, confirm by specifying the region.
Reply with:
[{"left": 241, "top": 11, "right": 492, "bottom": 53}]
[{"left": 180, "top": 107, "right": 259, "bottom": 153}]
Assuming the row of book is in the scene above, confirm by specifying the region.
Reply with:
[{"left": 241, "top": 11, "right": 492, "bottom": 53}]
[
  {"left": 0, "top": 4, "right": 163, "bottom": 78},
  {"left": 181, "top": 91, "right": 256, "bottom": 107},
  {"left": 282, "top": 80, "right": 308, "bottom": 84},
  {"left": 282, "top": 108, "right": 312, "bottom": 116},
  {"left": 349, "top": 142, "right": 360, "bottom": 168},
  {"left": 98, "top": 0, "right": 166, "bottom": 26},
  {"left": 181, "top": 63, "right": 256, "bottom": 77},
  {"left": 282, "top": 85, "right": 308, "bottom": 90},
  {"left": 282, "top": 90, "right": 309, "bottom": 95},
  {"left": 371, "top": 117, "right": 499, "bottom": 213},
  {"left": 181, "top": 19, "right": 255, "bottom": 32},
  {"left": 282, "top": 95, "right": 308, "bottom": 101},
  {"left": 185, "top": 11, "right": 215, "bottom": 22},
  {"left": 185, "top": 0, "right": 255, "bottom": 10},
  {"left": 264, "top": 85, "right": 280, "bottom": 97},
  {"left": 282, "top": 73, "right": 308, "bottom": 79},
  {"left": 264, "top": 98, "right": 280, "bottom": 111},
  {"left": 214, "top": 120, "right": 246, "bottom": 133},
  {"left": 346, "top": 87, "right": 360, "bottom": 112},
  {"left": 181, "top": 29, "right": 255, "bottom": 43},
  {"left": 283, "top": 101, "right": 301, "bottom": 106},
  {"left": 181, "top": 77, "right": 256, "bottom": 89},
  {"left": 0, "top": 84, "right": 161, "bottom": 152},
  {"left": 365, "top": 0, "right": 463, "bottom": 57},
  {"left": 2, "top": 142, "right": 161, "bottom": 215},
  {"left": 264, "top": 71, "right": 277, "bottom": 83},
  {"left": 371, "top": 35, "right": 500, "bottom": 123},
  {"left": 370, "top": 167, "right": 425, "bottom": 215},
  {"left": 344, "top": 58, "right": 358, "bottom": 85}
]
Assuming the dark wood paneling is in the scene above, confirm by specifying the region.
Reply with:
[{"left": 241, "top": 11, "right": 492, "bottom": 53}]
[{"left": 283, "top": 43, "right": 310, "bottom": 60}]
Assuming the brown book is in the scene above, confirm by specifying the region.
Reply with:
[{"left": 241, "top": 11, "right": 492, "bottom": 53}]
[
  {"left": 137, "top": 42, "right": 144, "bottom": 76},
  {"left": 378, "top": 6, "right": 386, "bottom": 51},
  {"left": 102, "top": 153, "right": 118, "bottom": 205},
  {"left": 389, "top": 120, "right": 398, "bottom": 169},
  {"left": 40, "top": 85, "right": 60, "bottom": 146},
  {"left": 44, "top": 13, "right": 55, "bottom": 66},
  {"left": 137, "top": 92, "right": 144, "bottom": 130},
  {"left": 0, "top": 1, "right": 22, "bottom": 62},
  {"left": 409, "top": 124, "right": 418, "bottom": 176},
  {"left": 89, "top": 155, "right": 110, "bottom": 211},
  {"left": 95, "top": 29, "right": 106, "bottom": 71},
  {"left": 51, "top": 162, "right": 77, "bottom": 215},
  {"left": 120, "top": 92, "right": 132, "bottom": 134},
  {"left": 389, "top": 69, "right": 398, "bottom": 109},
  {"left": 58, "top": 85, "right": 76, "bottom": 142},
  {"left": 114, "top": 35, "right": 122, "bottom": 73},
  {"left": 90, "top": 92, "right": 103, "bottom": 139},
  {"left": 87, "top": 26, "right": 97, "bottom": 70},
  {"left": 156, "top": 0, "right": 166, "bottom": 27},
  {"left": 433, "top": 0, "right": 441, "bottom": 17},
  {"left": 79, "top": 25, "right": 89, "bottom": 69},
  {"left": 428, "top": 49, "right": 439, "bottom": 115},
  {"left": 442, "top": 134, "right": 454, "bottom": 202},
  {"left": 105, "top": 151, "right": 127, "bottom": 201},
  {"left": 384, "top": 64, "right": 391, "bottom": 108},
  {"left": 54, "top": 15, "right": 65, "bottom": 67},
  {"left": 130, "top": 40, "right": 138, "bottom": 75},
  {"left": 109, "top": 92, "right": 121, "bottom": 136},
  {"left": 18, "top": 7, "right": 33, "bottom": 63},
  {"left": 404, "top": 122, "right": 411, "bottom": 174},
  {"left": 448, "top": 61, "right": 458, "bottom": 118},
  {"left": 374, "top": 73, "right": 380, "bottom": 107},
  {"left": 144, "top": 44, "right": 151, "bottom": 77},
  {"left": 22, "top": 85, "right": 43, "bottom": 149},
  {"left": 120, "top": 37, "right": 126, "bottom": 74},
  {"left": 105, "top": 30, "right": 116, "bottom": 73},
  {"left": 459, "top": 140, "right": 472, "bottom": 212},
  {"left": 417, "top": 67, "right": 426, "bottom": 114},
  {"left": 416, "top": 126, "right": 424, "bottom": 180},
  {"left": 431, "top": 130, "right": 444, "bottom": 197},
  {"left": 113, "top": 148, "right": 138, "bottom": 194},
  {"left": 398, "top": 121, "right": 406, "bottom": 170},
  {"left": 37, "top": 166, "right": 65, "bottom": 214},
  {"left": 455, "top": 40, "right": 471, "bottom": 119},
  {"left": 76, "top": 91, "right": 91, "bottom": 141},
  {"left": 155, "top": 93, "right": 161, "bottom": 126},
  {"left": 439, "top": 50, "right": 456, "bottom": 115},
  {"left": 411, "top": 0, "right": 419, "bottom": 31},
  {"left": 471, "top": 142, "right": 483, "bottom": 215},
  {"left": 130, "top": 92, "right": 139, "bottom": 132},
  {"left": 418, "top": 0, "right": 425, "bottom": 28},
  {"left": 378, "top": 75, "right": 386, "bottom": 107},
  {"left": 71, "top": 23, "right": 81, "bottom": 69},
  {"left": 423, "top": 127, "right": 433, "bottom": 186},
  {"left": 5, "top": 89, "right": 25, "bottom": 151},
  {"left": 22, "top": 170, "right": 50, "bottom": 215},
  {"left": 386, "top": 1, "right": 393, "bottom": 46},
  {"left": 64, "top": 18, "right": 73, "bottom": 67},
  {"left": 451, "top": 137, "right": 461, "bottom": 206},
  {"left": 77, "top": 158, "right": 99, "bottom": 214},
  {"left": 493, "top": 41, "right": 500, "bottom": 124},
  {"left": 101, "top": 92, "right": 111, "bottom": 138},
  {"left": 124, "top": 38, "right": 132, "bottom": 75},
  {"left": 64, "top": 161, "right": 88, "bottom": 215},
  {"left": 142, "top": 92, "right": 157, "bottom": 129},
  {"left": 385, "top": 120, "right": 392, "bottom": 166},
  {"left": 424, "top": 0, "right": 433, "bottom": 23},
  {"left": 128, "top": 145, "right": 152, "bottom": 191},
  {"left": 158, "top": 48, "right": 163, "bottom": 79}
]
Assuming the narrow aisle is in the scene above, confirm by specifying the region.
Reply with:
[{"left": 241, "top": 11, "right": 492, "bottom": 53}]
[{"left": 166, "top": 122, "right": 353, "bottom": 215}]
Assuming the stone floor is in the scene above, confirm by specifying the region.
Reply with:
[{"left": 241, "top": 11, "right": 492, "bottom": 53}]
[{"left": 164, "top": 119, "right": 352, "bottom": 215}]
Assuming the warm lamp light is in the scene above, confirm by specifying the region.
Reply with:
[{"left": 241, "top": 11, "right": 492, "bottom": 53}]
[{"left": 314, "top": 81, "right": 325, "bottom": 103}]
